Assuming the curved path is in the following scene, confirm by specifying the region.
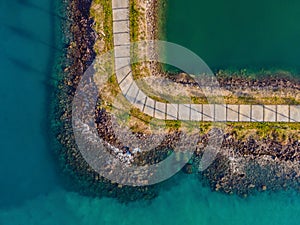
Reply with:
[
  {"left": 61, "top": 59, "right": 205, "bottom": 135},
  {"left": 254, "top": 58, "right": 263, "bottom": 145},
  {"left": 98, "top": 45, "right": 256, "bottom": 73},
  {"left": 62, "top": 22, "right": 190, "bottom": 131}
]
[{"left": 111, "top": 0, "right": 300, "bottom": 122}]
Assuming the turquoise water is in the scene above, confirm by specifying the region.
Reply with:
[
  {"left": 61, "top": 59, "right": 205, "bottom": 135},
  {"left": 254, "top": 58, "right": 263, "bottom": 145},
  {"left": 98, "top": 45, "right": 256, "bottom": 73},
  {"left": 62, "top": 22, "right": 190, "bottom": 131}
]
[
  {"left": 166, "top": 0, "right": 300, "bottom": 71},
  {"left": 0, "top": 0, "right": 58, "bottom": 207},
  {"left": 1, "top": 175, "right": 300, "bottom": 225},
  {"left": 0, "top": 0, "right": 300, "bottom": 224}
]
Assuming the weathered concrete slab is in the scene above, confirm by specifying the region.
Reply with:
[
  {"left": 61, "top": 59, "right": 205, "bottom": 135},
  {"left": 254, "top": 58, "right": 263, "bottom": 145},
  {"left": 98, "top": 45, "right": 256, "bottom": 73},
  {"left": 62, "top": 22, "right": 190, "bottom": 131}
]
[
  {"left": 166, "top": 104, "right": 178, "bottom": 120},
  {"left": 190, "top": 104, "right": 202, "bottom": 121},
  {"left": 202, "top": 104, "right": 214, "bottom": 121},
  {"left": 215, "top": 104, "right": 226, "bottom": 122},
  {"left": 251, "top": 105, "right": 264, "bottom": 122},
  {"left": 115, "top": 57, "right": 130, "bottom": 70},
  {"left": 155, "top": 102, "right": 166, "bottom": 120},
  {"left": 113, "top": 8, "right": 128, "bottom": 21},
  {"left": 113, "top": 32, "right": 130, "bottom": 46},
  {"left": 125, "top": 81, "right": 139, "bottom": 102},
  {"left": 113, "top": 20, "right": 129, "bottom": 33},
  {"left": 277, "top": 105, "right": 289, "bottom": 122},
  {"left": 227, "top": 105, "right": 239, "bottom": 122},
  {"left": 264, "top": 105, "right": 276, "bottom": 122},
  {"left": 143, "top": 98, "right": 155, "bottom": 117},
  {"left": 178, "top": 104, "right": 190, "bottom": 121},
  {"left": 119, "top": 75, "right": 133, "bottom": 94},
  {"left": 290, "top": 105, "right": 300, "bottom": 122},
  {"left": 133, "top": 90, "right": 147, "bottom": 111},
  {"left": 112, "top": 0, "right": 128, "bottom": 9},
  {"left": 134, "top": 90, "right": 146, "bottom": 104},
  {"left": 239, "top": 105, "right": 251, "bottom": 122},
  {"left": 115, "top": 66, "right": 131, "bottom": 83},
  {"left": 114, "top": 45, "right": 130, "bottom": 58}
]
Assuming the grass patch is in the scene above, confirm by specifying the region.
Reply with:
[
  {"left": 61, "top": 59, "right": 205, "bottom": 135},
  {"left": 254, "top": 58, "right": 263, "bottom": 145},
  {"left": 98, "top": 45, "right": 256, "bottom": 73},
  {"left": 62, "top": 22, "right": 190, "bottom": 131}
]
[
  {"left": 165, "top": 120, "right": 181, "bottom": 130},
  {"left": 130, "top": 107, "right": 152, "bottom": 124},
  {"left": 129, "top": 0, "right": 140, "bottom": 42},
  {"left": 129, "top": 0, "right": 151, "bottom": 80},
  {"left": 90, "top": 0, "right": 113, "bottom": 53},
  {"left": 226, "top": 122, "right": 300, "bottom": 142},
  {"left": 148, "top": 95, "right": 169, "bottom": 103}
]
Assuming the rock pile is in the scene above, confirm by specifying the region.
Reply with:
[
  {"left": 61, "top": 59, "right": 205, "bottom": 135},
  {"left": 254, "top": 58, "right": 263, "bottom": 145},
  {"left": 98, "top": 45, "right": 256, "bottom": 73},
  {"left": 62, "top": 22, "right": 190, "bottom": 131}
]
[{"left": 197, "top": 134, "right": 300, "bottom": 196}]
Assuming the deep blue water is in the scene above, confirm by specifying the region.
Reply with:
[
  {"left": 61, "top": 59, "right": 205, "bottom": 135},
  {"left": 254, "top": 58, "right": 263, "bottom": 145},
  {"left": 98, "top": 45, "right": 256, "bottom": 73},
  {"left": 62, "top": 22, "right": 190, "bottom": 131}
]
[{"left": 0, "top": 0, "right": 300, "bottom": 224}]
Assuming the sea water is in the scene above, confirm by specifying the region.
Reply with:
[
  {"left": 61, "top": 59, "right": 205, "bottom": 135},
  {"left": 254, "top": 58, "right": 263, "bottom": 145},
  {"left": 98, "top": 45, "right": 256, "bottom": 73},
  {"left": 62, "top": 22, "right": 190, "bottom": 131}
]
[
  {"left": 165, "top": 0, "right": 300, "bottom": 71},
  {"left": 0, "top": 0, "right": 59, "bottom": 208},
  {"left": 0, "top": 0, "right": 300, "bottom": 224}
]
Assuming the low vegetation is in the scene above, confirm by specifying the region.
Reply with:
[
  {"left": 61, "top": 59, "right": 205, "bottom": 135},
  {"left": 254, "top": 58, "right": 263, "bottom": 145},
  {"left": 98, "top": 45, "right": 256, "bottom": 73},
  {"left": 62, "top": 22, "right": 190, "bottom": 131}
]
[{"left": 90, "top": 0, "right": 113, "bottom": 53}]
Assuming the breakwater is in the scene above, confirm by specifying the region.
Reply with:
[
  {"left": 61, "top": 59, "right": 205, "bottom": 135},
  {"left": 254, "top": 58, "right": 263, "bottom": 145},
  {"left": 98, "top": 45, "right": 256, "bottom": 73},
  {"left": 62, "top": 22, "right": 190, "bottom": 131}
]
[{"left": 52, "top": 0, "right": 300, "bottom": 200}]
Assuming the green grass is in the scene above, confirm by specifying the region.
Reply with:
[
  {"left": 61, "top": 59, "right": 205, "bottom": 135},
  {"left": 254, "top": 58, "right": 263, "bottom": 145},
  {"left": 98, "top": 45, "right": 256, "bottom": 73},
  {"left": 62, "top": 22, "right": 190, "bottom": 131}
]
[
  {"left": 129, "top": 0, "right": 151, "bottom": 80},
  {"left": 129, "top": 0, "right": 140, "bottom": 43},
  {"left": 148, "top": 95, "right": 169, "bottom": 103},
  {"left": 226, "top": 122, "right": 300, "bottom": 142},
  {"left": 165, "top": 120, "right": 181, "bottom": 130},
  {"left": 90, "top": 0, "right": 113, "bottom": 52}
]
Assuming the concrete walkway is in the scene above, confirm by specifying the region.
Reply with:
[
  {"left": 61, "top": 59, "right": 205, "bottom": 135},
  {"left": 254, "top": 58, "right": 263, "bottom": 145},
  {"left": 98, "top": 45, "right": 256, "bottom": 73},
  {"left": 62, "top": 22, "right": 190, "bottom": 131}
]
[{"left": 111, "top": 0, "right": 300, "bottom": 122}]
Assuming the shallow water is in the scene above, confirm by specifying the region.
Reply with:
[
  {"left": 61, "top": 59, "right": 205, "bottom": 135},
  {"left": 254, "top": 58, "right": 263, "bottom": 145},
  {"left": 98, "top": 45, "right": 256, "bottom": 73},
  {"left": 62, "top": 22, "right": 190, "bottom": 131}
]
[
  {"left": 0, "top": 0, "right": 300, "bottom": 224},
  {"left": 1, "top": 175, "right": 300, "bottom": 225}
]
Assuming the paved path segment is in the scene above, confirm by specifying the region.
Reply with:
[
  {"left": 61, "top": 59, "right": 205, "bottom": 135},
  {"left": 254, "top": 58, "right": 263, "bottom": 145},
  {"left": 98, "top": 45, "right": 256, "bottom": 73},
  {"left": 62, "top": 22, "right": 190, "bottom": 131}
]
[{"left": 111, "top": 0, "right": 300, "bottom": 122}]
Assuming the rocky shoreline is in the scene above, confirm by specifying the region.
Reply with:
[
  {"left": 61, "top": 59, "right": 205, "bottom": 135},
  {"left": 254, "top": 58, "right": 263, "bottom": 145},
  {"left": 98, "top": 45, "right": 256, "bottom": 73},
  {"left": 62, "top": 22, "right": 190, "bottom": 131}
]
[
  {"left": 169, "top": 71, "right": 300, "bottom": 90},
  {"left": 52, "top": 0, "right": 300, "bottom": 201},
  {"left": 197, "top": 134, "right": 300, "bottom": 196},
  {"left": 52, "top": 0, "right": 160, "bottom": 201}
]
